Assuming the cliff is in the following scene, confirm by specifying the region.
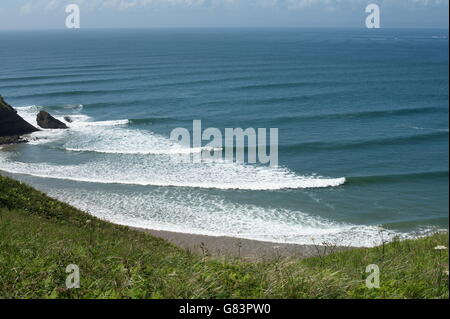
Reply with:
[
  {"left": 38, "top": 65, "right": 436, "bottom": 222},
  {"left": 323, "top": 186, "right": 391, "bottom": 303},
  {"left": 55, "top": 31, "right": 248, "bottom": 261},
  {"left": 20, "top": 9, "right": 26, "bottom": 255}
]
[{"left": 0, "top": 95, "right": 39, "bottom": 144}]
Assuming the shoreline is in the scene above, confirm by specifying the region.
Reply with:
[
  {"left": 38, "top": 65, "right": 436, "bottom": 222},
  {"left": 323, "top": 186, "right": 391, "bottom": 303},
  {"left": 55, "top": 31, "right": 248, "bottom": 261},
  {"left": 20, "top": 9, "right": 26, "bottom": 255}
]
[
  {"left": 0, "top": 170, "right": 352, "bottom": 259},
  {"left": 2, "top": 150, "right": 449, "bottom": 299},
  {"left": 131, "top": 227, "right": 352, "bottom": 259}
]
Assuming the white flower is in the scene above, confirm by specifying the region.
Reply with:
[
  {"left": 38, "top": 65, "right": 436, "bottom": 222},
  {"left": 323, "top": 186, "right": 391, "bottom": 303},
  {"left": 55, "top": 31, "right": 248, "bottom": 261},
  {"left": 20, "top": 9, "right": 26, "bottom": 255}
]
[{"left": 434, "top": 245, "right": 447, "bottom": 250}]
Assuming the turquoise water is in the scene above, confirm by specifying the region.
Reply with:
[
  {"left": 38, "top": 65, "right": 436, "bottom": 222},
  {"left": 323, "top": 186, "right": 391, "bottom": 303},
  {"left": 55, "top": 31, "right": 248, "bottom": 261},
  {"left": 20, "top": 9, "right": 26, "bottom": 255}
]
[{"left": 0, "top": 29, "right": 448, "bottom": 246}]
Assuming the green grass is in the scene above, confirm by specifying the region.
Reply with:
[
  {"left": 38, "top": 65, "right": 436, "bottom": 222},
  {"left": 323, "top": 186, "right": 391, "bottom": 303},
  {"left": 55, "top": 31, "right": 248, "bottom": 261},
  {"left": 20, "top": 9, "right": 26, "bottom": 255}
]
[{"left": 0, "top": 175, "right": 448, "bottom": 299}]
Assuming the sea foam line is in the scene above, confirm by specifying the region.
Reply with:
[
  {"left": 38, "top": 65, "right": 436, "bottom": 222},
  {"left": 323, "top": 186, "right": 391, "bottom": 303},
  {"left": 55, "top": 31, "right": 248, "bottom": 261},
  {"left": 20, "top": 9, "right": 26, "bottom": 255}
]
[
  {"left": 8, "top": 106, "right": 346, "bottom": 190},
  {"left": 64, "top": 146, "right": 223, "bottom": 155},
  {"left": 0, "top": 155, "right": 346, "bottom": 190},
  {"left": 40, "top": 185, "right": 436, "bottom": 247}
]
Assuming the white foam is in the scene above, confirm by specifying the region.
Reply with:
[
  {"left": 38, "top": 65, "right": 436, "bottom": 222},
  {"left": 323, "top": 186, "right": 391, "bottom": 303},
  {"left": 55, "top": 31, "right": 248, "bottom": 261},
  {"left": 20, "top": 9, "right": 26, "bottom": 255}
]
[
  {"left": 43, "top": 186, "right": 422, "bottom": 247},
  {"left": 4, "top": 106, "right": 347, "bottom": 190},
  {"left": 16, "top": 105, "right": 213, "bottom": 154},
  {"left": 16, "top": 105, "right": 86, "bottom": 127},
  {"left": 0, "top": 154, "right": 345, "bottom": 190},
  {"left": 406, "top": 125, "right": 449, "bottom": 132},
  {"left": 15, "top": 105, "right": 89, "bottom": 145},
  {"left": 62, "top": 124, "right": 220, "bottom": 155},
  {"left": 70, "top": 119, "right": 130, "bottom": 127},
  {"left": 64, "top": 146, "right": 222, "bottom": 155},
  {"left": 3, "top": 107, "right": 432, "bottom": 246}
]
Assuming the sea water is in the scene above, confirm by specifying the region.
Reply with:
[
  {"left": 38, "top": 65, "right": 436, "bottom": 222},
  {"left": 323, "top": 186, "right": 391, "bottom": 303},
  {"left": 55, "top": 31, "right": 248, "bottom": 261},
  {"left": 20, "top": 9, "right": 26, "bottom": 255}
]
[{"left": 0, "top": 28, "right": 448, "bottom": 246}]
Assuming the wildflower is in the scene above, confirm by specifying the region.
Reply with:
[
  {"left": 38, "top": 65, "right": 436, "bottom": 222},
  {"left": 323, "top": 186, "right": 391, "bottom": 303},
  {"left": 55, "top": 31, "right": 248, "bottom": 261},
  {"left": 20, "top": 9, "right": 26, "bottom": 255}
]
[{"left": 434, "top": 245, "right": 447, "bottom": 250}]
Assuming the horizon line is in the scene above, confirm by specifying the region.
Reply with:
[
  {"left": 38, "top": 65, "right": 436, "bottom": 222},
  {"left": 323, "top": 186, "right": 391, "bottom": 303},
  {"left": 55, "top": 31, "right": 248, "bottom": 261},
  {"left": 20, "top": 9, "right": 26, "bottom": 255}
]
[{"left": 0, "top": 26, "right": 449, "bottom": 32}]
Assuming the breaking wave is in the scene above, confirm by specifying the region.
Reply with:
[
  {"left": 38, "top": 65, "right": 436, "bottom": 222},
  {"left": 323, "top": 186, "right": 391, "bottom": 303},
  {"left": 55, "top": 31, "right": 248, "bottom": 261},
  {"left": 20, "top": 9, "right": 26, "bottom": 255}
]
[{"left": 3, "top": 106, "right": 346, "bottom": 191}]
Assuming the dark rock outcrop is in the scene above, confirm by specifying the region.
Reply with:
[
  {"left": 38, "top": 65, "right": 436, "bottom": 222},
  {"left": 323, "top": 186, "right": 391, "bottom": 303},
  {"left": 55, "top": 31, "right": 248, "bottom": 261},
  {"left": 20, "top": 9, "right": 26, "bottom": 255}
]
[
  {"left": 0, "top": 95, "right": 39, "bottom": 144},
  {"left": 36, "top": 111, "right": 68, "bottom": 129},
  {"left": 0, "top": 136, "right": 28, "bottom": 145},
  {"left": 64, "top": 116, "right": 73, "bottom": 123}
]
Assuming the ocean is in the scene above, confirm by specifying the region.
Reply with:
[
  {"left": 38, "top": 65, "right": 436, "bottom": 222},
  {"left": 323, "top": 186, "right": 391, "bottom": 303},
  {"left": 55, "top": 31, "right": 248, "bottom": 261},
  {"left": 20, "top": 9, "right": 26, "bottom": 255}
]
[{"left": 0, "top": 28, "right": 448, "bottom": 247}]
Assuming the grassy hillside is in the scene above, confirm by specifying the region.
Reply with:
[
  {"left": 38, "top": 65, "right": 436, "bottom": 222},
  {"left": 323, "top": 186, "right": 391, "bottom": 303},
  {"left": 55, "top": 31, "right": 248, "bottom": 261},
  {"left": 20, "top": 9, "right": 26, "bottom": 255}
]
[{"left": 0, "top": 175, "right": 448, "bottom": 299}]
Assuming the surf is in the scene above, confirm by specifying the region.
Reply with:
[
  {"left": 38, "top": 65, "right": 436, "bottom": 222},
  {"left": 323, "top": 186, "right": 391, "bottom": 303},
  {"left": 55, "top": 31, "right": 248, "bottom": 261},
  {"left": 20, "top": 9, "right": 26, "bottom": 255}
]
[{"left": 2, "top": 106, "right": 347, "bottom": 191}]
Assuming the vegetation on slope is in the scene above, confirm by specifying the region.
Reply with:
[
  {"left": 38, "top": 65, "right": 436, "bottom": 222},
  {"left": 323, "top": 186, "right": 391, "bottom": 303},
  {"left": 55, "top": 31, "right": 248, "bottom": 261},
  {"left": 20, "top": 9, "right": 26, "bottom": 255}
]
[{"left": 0, "top": 175, "right": 448, "bottom": 299}]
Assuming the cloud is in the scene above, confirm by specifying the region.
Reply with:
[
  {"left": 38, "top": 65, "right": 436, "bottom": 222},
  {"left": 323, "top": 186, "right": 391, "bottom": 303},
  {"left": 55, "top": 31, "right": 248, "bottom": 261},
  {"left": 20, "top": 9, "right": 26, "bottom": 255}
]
[
  {"left": 15, "top": 0, "right": 450, "bottom": 15},
  {"left": 19, "top": 2, "right": 34, "bottom": 16},
  {"left": 37, "top": 0, "right": 211, "bottom": 10},
  {"left": 46, "top": 0, "right": 60, "bottom": 10}
]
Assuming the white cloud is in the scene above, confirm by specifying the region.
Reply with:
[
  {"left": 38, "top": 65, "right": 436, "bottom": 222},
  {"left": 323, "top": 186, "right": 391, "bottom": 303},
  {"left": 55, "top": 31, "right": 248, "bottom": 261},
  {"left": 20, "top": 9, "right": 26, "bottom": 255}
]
[
  {"left": 46, "top": 0, "right": 60, "bottom": 10},
  {"left": 15, "top": 0, "right": 450, "bottom": 15},
  {"left": 19, "top": 2, "right": 34, "bottom": 16}
]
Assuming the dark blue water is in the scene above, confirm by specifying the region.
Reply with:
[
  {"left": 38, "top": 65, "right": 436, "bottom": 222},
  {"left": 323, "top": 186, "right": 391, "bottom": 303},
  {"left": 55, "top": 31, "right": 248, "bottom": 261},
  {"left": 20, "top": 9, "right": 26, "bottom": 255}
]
[{"left": 0, "top": 29, "right": 448, "bottom": 246}]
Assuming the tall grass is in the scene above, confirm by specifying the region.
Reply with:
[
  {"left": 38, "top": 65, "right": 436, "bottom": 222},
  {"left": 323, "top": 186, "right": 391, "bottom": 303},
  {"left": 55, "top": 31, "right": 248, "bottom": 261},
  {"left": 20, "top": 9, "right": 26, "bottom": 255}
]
[{"left": 0, "top": 175, "right": 448, "bottom": 298}]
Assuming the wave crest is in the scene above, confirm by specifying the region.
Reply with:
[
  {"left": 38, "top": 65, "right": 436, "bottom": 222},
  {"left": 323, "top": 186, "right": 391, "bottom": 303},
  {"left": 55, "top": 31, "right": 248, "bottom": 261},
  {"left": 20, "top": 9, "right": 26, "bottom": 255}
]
[{"left": 6, "top": 106, "right": 346, "bottom": 190}]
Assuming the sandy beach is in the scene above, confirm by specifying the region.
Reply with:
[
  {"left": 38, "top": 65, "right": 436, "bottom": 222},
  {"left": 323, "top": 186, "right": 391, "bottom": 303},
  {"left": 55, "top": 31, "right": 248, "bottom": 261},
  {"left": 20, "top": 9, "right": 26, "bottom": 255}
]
[
  {"left": 0, "top": 169, "right": 350, "bottom": 259},
  {"left": 133, "top": 227, "right": 351, "bottom": 260}
]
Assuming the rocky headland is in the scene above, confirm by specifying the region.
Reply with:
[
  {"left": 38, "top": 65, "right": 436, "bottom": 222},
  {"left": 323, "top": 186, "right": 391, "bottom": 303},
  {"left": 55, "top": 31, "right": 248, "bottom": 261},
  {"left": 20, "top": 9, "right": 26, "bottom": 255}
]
[
  {"left": 36, "top": 111, "right": 68, "bottom": 129},
  {"left": 0, "top": 95, "right": 69, "bottom": 145},
  {"left": 0, "top": 95, "right": 39, "bottom": 145}
]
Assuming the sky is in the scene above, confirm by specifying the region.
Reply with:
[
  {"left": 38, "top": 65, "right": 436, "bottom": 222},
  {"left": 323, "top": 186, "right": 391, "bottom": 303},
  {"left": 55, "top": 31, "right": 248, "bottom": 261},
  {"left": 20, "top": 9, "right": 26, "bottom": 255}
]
[{"left": 0, "top": 0, "right": 448, "bottom": 30}]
